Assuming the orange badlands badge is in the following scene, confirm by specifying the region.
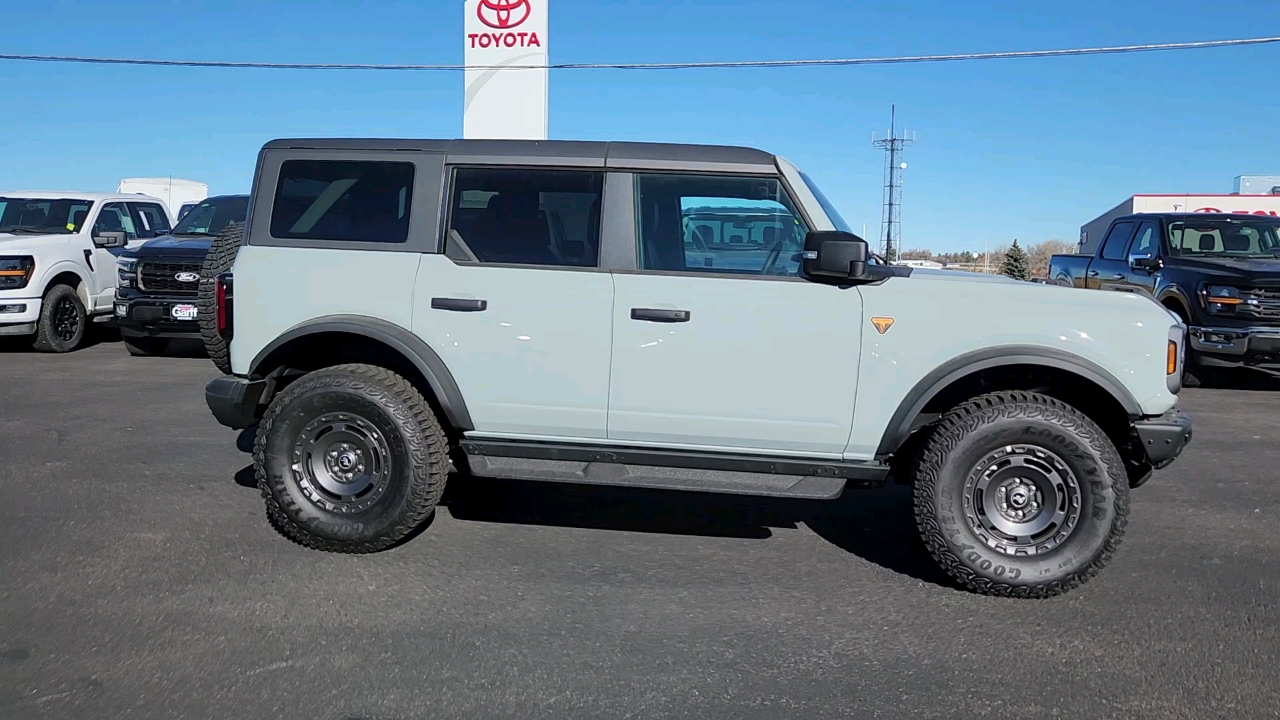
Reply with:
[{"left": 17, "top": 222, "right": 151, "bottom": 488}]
[{"left": 871, "top": 317, "right": 895, "bottom": 334}]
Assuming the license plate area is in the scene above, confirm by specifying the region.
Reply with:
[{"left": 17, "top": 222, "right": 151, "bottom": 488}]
[{"left": 171, "top": 304, "right": 198, "bottom": 321}]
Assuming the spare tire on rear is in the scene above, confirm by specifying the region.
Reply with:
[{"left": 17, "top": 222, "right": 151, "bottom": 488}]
[{"left": 198, "top": 221, "right": 245, "bottom": 374}]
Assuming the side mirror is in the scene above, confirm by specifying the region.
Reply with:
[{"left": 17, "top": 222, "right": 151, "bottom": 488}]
[
  {"left": 1129, "top": 252, "right": 1160, "bottom": 272},
  {"left": 802, "top": 230, "right": 882, "bottom": 283},
  {"left": 93, "top": 231, "right": 127, "bottom": 249}
]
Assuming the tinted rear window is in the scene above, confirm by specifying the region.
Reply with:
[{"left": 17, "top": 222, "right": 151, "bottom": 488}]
[{"left": 270, "top": 160, "right": 414, "bottom": 243}]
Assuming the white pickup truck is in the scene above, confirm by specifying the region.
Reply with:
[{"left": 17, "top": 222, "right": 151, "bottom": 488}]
[{"left": 0, "top": 192, "right": 174, "bottom": 351}]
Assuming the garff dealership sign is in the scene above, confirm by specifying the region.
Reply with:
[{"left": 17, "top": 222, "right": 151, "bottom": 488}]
[{"left": 464, "top": 0, "right": 548, "bottom": 140}]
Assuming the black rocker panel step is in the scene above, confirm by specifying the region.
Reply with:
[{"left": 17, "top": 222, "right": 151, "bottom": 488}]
[{"left": 464, "top": 456, "right": 850, "bottom": 499}]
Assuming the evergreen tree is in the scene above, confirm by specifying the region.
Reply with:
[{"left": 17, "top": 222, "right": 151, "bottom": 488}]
[{"left": 1000, "top": 239, "right": 1031, "bottom": 281}]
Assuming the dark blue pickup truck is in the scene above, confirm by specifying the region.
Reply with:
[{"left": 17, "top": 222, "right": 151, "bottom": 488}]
[{"left": 1049, "top": 212, "right": 1280, "bottom": 384}]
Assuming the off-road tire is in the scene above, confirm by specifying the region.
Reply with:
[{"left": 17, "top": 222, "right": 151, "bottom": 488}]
[
  {"left": 123, "top": 336, "right": 168, "bottom": 357},
  {"left": 197, "top": 221, "right": 244, "bottom": 374},
  {"left": 913, "top": 391, "right": 1129, "bottom": 598},
  {"left": 32, "top": 284, "right": 86, "bottom": 353},
  {"left": 254, "top": 364, "right": 450, "bottom": 553}
]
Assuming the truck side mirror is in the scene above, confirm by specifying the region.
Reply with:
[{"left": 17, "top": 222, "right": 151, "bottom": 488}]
[
  {"left": 93, "top": 231, "right": 128, "bottom": 249},
  {"left": 1129, "top": 252, "right": 1160, "bottom": 272}
]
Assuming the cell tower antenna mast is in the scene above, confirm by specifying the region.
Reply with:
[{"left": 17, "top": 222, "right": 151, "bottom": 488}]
[{"left": 872, "top": 105, "right": 915, "bottom": 262}]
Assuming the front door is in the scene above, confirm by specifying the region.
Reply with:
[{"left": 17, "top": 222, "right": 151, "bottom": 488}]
[
  {"left": 607, "top": 173, "right": 861, "bottom": 456},
  {"left": 1121, "top": 220, "right": 1161, "bottom": 296},
  {"left": 89, "top": 202, "right": 142, "bottom": 311},
  {"left": 413, "top": 166, "right": 615, "bottom": 440}
]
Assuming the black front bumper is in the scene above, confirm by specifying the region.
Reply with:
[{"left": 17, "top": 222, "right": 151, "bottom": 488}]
[
  {"left": 206, "top": 376, "right": 268, "bottom": 430},
  {"left": 1134, "top": 408, "right": 1193, "bottom": 469},
  {"left": 1188, "top": 326, "right": 1280, "bottom": 369},
  {"left": 114, "top": 295, "right": 203, "bottom": 339}
]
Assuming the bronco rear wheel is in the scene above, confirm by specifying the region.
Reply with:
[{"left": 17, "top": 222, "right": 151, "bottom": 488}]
[
  {"left": 913, "top": 391, "right": 1129, "bottom": 598},
  {"left": 254, "top": 363, "right": 450, "bottom": 553}
]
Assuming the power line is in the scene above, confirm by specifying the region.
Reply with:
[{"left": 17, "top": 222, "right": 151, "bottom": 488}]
[{"left": 0, "top": 35, "right": 1276, "bottom": 72}]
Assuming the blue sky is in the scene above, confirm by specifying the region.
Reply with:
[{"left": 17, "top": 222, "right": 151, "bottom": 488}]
[{"left": 0, "top": 0, "right": 1277, "bottom": 253}]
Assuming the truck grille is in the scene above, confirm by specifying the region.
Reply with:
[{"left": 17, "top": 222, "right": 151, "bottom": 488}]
[
  {"left": 1242, "top": 286, "right": 1280, "bottom": 321},
  {"left": 138, "top": 261, "right": 202, "bottom": 295}
]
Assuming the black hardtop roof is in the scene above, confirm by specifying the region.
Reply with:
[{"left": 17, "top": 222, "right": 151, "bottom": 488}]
[{"left": 261, "top": 138, "right": 780, "bottom": 173}]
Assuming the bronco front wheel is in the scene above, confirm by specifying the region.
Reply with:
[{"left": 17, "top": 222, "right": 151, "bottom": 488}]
[{"left": 913, "top": 391, "right": 1129, "bottom": 598}]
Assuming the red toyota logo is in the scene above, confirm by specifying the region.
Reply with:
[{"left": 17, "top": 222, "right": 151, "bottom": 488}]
[{"left": 477, "top": 0, "right": 531, "bottom": 29}]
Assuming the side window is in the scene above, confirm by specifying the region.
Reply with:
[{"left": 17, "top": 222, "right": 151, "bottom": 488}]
[
  {"left": 131, "top": 203, "right": 171, "bottom": 238},
  {"left": 1099, "top": 221, "right": 1136, "bottom": 261},
  {"left": 270, "top": 160, "right": 415, "bottom": 243},
  {"left": 635, "top": 174, "right": 809, "bottom": 277},
  {"left": 1130, "top": 221, "right": 1159, "bottom": 257},
  {"left": 93, "top": 203, "right": 137, "bottom": 239},
  {"left": 446, "top": 168, "right": 603, "bottom": 267}
]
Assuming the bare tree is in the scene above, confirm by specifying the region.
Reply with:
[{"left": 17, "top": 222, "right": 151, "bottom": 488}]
[
  {"left": 1026, "top": 240, "right": 1076, "bottom": 278},
  {"left": 900, "top": 247, "right": 933, "bottom": 261}
]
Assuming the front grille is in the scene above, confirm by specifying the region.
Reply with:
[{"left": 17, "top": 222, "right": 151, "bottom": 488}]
[
  {"left": 138, "top": 261, "right": 201, "bottom": 295},
  {"left": 1238, "top": 286, "right": 1280, "bottom": 321}
]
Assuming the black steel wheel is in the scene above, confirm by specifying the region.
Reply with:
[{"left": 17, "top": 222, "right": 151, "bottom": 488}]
[
  {"left": 962, "top": 444, "right": 1082, "bottom": 556},
  {"left": 914, "top": 391, "right": 1128, "bottom": 598},
  {"left": 32, "top": 284, "right": 86, "bottom": 353},
  {"left": 255, "top": 363, "right": 450, "bottom": 553}
]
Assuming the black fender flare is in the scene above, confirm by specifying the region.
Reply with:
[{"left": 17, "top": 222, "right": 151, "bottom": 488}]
[
  {"left": 1156, "top": 285, "right": 1194, "bottom": 321},
  {"left": 875, "top": 345, "right": 1143, "bottom": 457},
  {"left": 249, "top": 314, "right": 474, "bottom": 431}
]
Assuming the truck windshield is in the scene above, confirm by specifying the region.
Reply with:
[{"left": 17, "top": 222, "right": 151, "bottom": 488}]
[
  {"left": 1167, "top": 218, "right": 1280, "bottom": 258},
  {"left": 0, "top": 197, "right": 94, "bottom": 235},
  {"left": 798, "top": 172, "right": 854, "bottom": 234},
  {"left": 171, "top": 196, "right": 249, "bottom": 236}
]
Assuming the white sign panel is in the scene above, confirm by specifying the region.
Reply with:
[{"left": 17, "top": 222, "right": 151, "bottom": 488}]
[{"left": 463, "top": 0, "right": 548, "bottom": 140}]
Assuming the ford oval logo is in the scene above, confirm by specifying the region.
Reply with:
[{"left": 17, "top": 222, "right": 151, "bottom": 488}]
[{"left": 175, "top": 272, "right": 199, "bottom": 283}]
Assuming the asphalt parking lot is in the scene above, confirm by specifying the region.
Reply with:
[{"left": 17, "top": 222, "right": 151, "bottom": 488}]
[{"left": 2, "top": 337, "right": 1279, "bottom": 720}]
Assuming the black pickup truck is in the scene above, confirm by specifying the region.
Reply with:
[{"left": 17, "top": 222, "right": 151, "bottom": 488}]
[
  {"left": 114, "top": 195, "right": 248, "bottom": 356},
  {"left": 1049, "top": 212, "right": 1280, "bottom": 383}
]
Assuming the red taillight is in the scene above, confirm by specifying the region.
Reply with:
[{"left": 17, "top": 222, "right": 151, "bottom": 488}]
[{"left": 215, "top": 273, "right": 233, "bottom": 339}]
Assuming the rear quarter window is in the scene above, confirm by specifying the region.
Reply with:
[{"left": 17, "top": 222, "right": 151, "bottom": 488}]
[{"left": 270, "top": 160, "right": 415, "bottom": 244}]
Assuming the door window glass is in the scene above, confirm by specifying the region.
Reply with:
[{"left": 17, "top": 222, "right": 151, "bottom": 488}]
[
  {"left": 131, "top": 203, "right": 171, "bottom": 238},
  {"left": 1130, "top": 222, "right": 1158, "bottom": 256},
  {"left": 447, "top": 168, "right": 603, "bottom": 267},
  {"left": 270, "top": 160, "right": 414, "bottom": 243},
  {"left": 93, "top": 203, "right": 137, "bottom": 239},
  {"left": 1099, "top": 221, "right": 1136, "bottom": 261},
  {"left": 635, "top": 174, "right": 809, "bottom": 277}
]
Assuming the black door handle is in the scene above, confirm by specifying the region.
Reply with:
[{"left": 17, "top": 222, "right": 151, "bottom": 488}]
[
  {"left": 630, "top": 308, "right": 690, "bottom": 323},
  {"left": 1110, "top": 272, "right": 1125, "bottom": 280},
  {"left": 1087, "top": 269, "right": 1099, "bottom": 277},
  {"left": 431, "top": 297, "right": 487, "bottom": 312}
]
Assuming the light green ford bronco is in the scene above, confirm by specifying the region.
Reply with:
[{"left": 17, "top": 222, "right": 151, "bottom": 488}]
[{"left": 201, "top": 138, "right": 1192, "bottom": 597}]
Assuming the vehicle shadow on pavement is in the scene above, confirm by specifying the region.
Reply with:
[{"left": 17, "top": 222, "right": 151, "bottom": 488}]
[
  {"left": 441, "top": 476, "right": 955, "bottom": 588},
  {"left": 1204, "top": 369, "right": 1280, "bottom": 391},
  {"left": 231, "top": 426, "right": 952, "bottom": 587}
]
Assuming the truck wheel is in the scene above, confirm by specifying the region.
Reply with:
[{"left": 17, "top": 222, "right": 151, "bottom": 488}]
[
  {"left": 32, "top": 284, "right": 86, "bottom": 353},
  {"left": 913, "top": 391, "right": 1128, "bottom": 598},
  {"left": 198, "top": 221, "right": 244, "bottom": 374},
  {"left": 123, "top": 336, "right": 168, "bottom": 357},
  {"left": 254, "top": 363, "right": 450, "bottom": 553}
]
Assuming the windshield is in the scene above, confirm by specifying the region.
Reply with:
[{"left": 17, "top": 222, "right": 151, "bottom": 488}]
[
  {"left": 0, "top": 197, "right": 94, "bottom": 234},
  {"left": 798, "top": 172, "right": 854, "bottom": 234},
  {"left": 1168, "top": 218, "right": 1280, "bottom": 258},
  {"left": 171, "top": 195, "right": 249, "bottom": 235}
]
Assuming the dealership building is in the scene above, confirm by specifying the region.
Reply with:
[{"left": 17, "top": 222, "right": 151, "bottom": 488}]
[{"left": 1079, "top": 175, "right": 1280, "bottom": 254}]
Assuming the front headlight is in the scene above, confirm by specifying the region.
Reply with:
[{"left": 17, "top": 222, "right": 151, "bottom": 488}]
[
  {"left": 117, "top": 257, "right": 137, "bottom": 289},
  {"left": 1203, "top": 285, "right": 1242, "bottom": 313},
  {"left": 0, "top": 256, "right": 35, "bottom": 290}
]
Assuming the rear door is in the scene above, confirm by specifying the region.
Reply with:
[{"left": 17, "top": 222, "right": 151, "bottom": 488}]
[
  {"left": 606, "top": 172, "right": 861, "bottom": 456},
  {"left": 412, "top": 166, "right": 615, "bottom": 440},
  {"left": 1088, "top": 220, "right": 1136, "bottom": 292}
]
